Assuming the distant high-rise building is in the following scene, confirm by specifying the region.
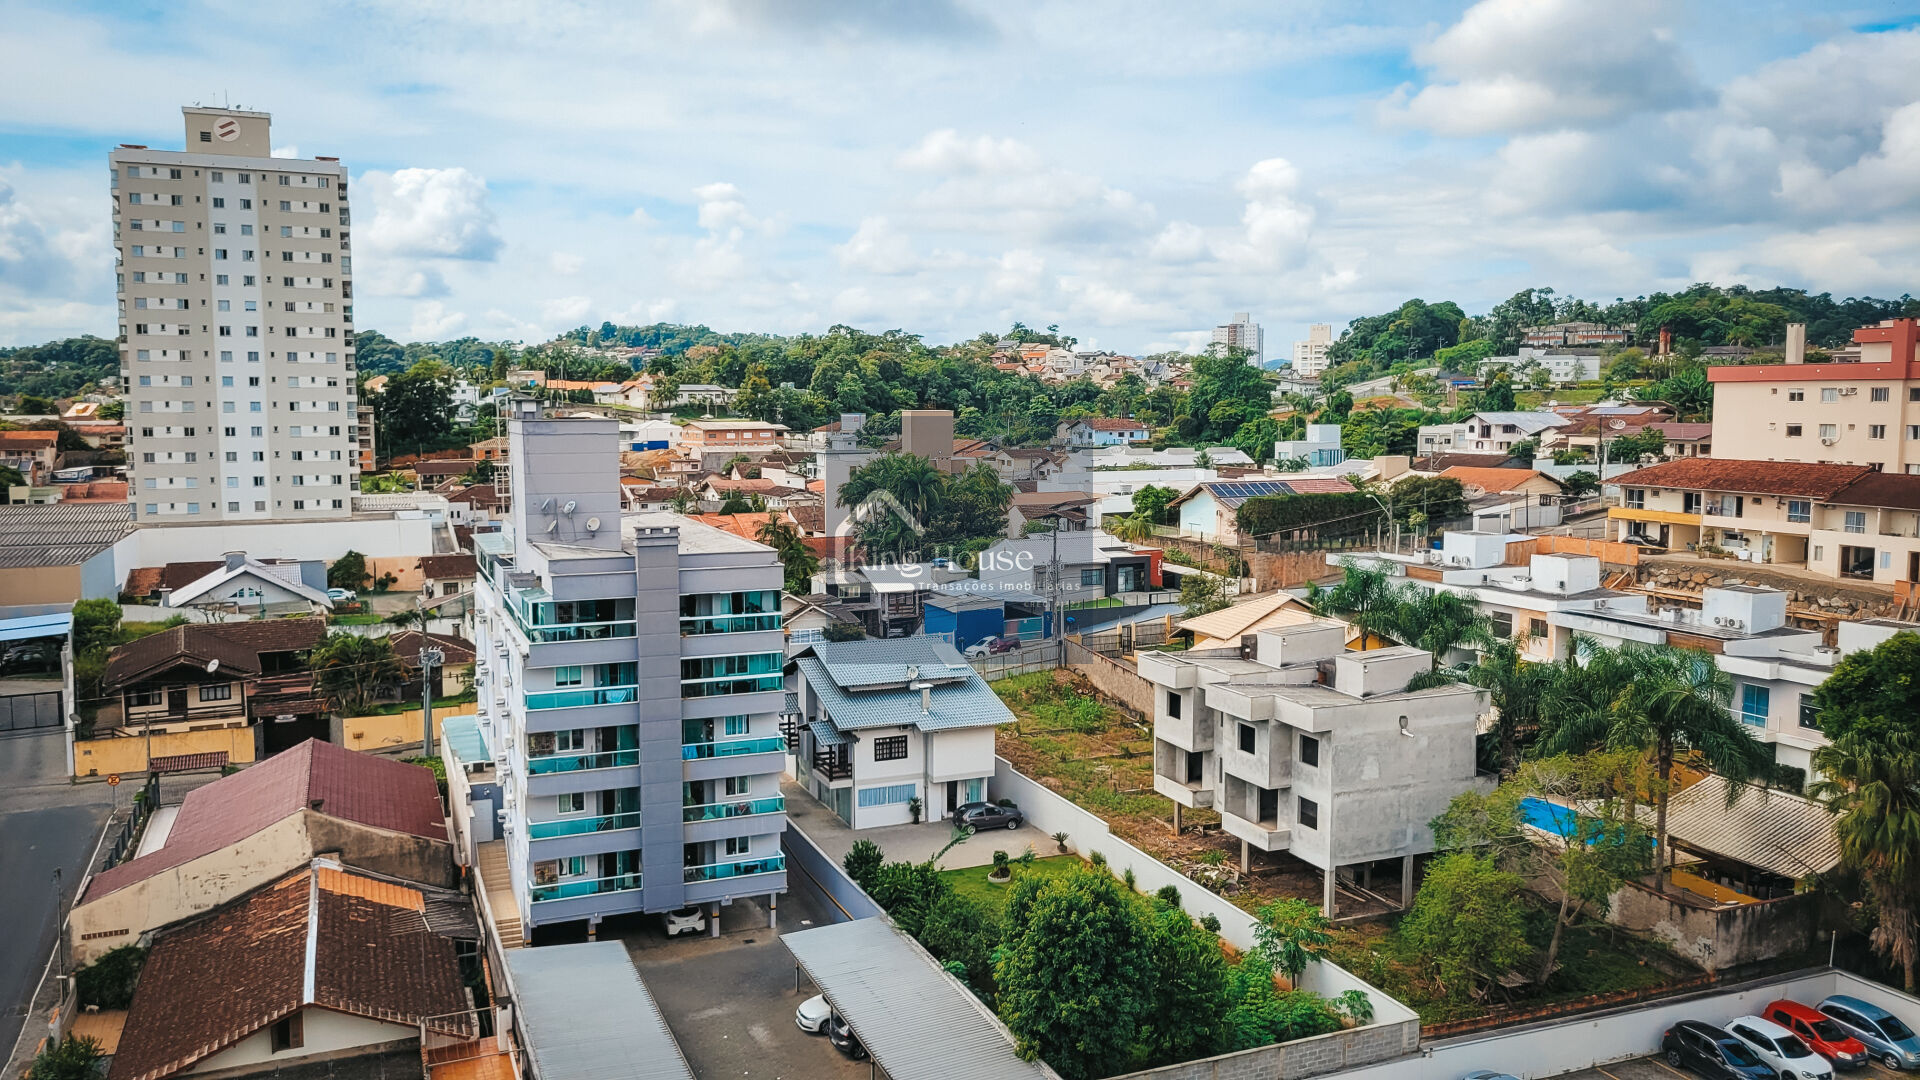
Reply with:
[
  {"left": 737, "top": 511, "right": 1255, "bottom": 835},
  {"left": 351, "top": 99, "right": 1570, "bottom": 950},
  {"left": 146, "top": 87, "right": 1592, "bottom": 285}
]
[
  {"left": 1292, "top": 324, "right": 1334, "bottom": 377},
  {"left": 113, "top": 107, "right": 358, "bottom": 522},
  {"left": 1212, "top": 312, "right": 1264, "bottom": 366}
]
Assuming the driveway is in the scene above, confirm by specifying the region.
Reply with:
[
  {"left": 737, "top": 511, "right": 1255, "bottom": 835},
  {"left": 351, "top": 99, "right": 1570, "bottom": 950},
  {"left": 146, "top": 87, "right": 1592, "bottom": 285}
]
[
  {"left": 782, "top": 779, "right": 1061, "bottom": 871},
  {"left": 624, "top": 853, "right": 868, "bottom": 1079}
]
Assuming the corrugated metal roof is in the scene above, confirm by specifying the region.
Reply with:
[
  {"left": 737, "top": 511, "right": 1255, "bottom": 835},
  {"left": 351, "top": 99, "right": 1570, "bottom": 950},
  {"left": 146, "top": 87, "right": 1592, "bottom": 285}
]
[
  {"left": 794, "top": 654, "right": 1013, "bottom": 733},
  {"left": 782, "top": 918, "right": 1049, "bottom": 1080},
  {"left": 0, "top": 501, "right": 134, "bottom": 568},
  {"left": 440, "top": 715, "right": 489, "bottom": 767},
  {"left": 505, "top": 942, "right": 695, "bottom": 1080},
  {"left": 1661, "top": 775, "right": 1841, "bottom": 878}
]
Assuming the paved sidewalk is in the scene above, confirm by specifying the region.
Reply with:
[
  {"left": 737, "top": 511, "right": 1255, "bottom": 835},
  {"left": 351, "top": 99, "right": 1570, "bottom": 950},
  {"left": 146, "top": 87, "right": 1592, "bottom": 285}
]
[{"left": 781, "top": 779, "right": 1060, "bottom": 870}]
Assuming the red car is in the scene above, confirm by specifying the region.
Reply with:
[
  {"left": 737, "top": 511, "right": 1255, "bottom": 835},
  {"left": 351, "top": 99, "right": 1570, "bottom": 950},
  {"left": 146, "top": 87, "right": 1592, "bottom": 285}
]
[{"left": 1766, "top": 1000, "right": 1870, "bottom": 1070}]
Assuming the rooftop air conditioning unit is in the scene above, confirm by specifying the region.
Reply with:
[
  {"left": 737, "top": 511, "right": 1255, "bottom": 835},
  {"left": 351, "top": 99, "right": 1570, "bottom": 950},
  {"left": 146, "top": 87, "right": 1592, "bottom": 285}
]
[
  {"left": 1821, "top": 437, "right": 1839, "bottom": 446},
  {"left": 1841, "top": 387, "right": 1858, "bottom": 396}
]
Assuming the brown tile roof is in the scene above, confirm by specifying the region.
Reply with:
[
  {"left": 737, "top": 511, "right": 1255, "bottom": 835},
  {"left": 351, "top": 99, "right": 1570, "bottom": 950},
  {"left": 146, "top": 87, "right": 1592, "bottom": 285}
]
[
  {"left": 1831, "top": 472, "right": 1920, "bottom": 512},
  {"left": 108, "top": 865, "right": 472, "bottom": 1080},
  {"left": 60, "top": 480, "right": 129, "bottom": 502},
  {"left": 1439, "top": 466, "right": 1562, "bottom": 493},
  {"left": 1646, "top": 422, "right": 1714, "bottom": 441},
  {"left": 1012, "top": 490, "right": 1097, "bottom": 509},
  {"left": 687, "top": 511, "right": 793, "bottom": 541},
  {"left": 0, "top": 430, "right": 58, "bottom": 448},
  {"left": 789, "top": 504, "right": 825, "bottom": 535},
  {"left": 444, "top": 482, "right": 501, "bottom": 509},
  {"left": 84, "top": 740, "right": 446, "bottom": 904},
  {"left": 1420, "top": 452, "right": 1522, "bottom": 471},
  {"left": 1610, "top": 458, "right": 1873, "bottom": 499},
  {"left": 101, "top": 617, "right": 327, "bottom": 691},
  {"left": 413, "top": 458, "right": 477, "bottom": 477},
  {"left": 418, "top": 553, "right": 478, "bottom": 580},
  {"left": 701, "top": 476, "right": 798, "bottom": 496},
  {"left": 388, "top": 630, "right": 477, "bottom": 666},
  {"left": 124, "top": 560, "right": 226, "bottom": 598},
  {"left": 1074, "top": 417, "right": 1150, "bottom": 432}
]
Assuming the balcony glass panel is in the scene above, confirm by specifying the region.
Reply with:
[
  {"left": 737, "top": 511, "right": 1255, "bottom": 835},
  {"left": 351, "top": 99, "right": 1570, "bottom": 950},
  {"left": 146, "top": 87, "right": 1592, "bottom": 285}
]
[
  {"left": 680, "top": 613, "right": 783, "bottom": 635},
  {"left": 525, "top": 620, "right": 636, "bottom": 643},
  {"left": 527, "top": 811, "right": 641, "bottom": 839},
  {"left": 682, "top": 736, "right": 786, "bottom": 760},
  {"left": 526, "top": 685, "right": 639, "bottom": 710},
  {"left": 683, "top": 796, "right": 785, "bottom": 822},
  {"left": 531, "top": 873, "right": 642, "bottom": 903},
  {"left": 682, "top": 676, "right": 783, "bottom": 699},
  {"left": 683, "top": 855, "right": 785, "bottom": 883},
  {"left": 527, "top": 749, "right": 641, "bottom": 774}
]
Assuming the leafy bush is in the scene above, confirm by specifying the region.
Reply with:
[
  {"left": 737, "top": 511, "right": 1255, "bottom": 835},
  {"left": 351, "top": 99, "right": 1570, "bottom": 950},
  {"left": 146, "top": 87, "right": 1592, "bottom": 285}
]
[
  {"left": 1200, "top": 913, "right": 1222, "bottom": 933},
  {"left": 842, "top": 839, "right": 884, "bottom": 890},
  {"left": 29, "top": 1034, "right": 103, "bottom": 1080},
  {"left": 1235, "top": 491, "right": 1380, "bottom": 540},
  {"left": 75, "top": 945, "right": 147, "bottom": 1010},
  {"left": 1155, "top": 884, "right": 1182, "bottom": 907}
]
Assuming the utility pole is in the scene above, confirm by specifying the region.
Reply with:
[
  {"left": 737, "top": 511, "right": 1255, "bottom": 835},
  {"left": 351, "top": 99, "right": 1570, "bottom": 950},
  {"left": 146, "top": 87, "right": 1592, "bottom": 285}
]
[{"left": 418, "top": 646, "right": 444, "bottom": 756}]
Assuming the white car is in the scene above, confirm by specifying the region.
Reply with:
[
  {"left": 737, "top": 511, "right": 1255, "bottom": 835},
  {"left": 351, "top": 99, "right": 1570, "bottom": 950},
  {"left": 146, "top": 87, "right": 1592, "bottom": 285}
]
[
  {"left": 662, "top": 906, "right": 707, "bottom": 937},
  {"left": 326, "top": 587, "right": 356, "bottom": 603},
  {"left": 1727, "top": 1015, "right": 1835, "bottom": 1080},
  {"left": 796, "top": 994, "right": 832, "bottom": 1033}
]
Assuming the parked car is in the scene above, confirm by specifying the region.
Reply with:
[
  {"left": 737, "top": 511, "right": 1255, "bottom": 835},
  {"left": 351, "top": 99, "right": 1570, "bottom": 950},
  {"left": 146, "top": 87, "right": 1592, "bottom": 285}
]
[
  {"left": 1765, "top": 1001, "right": 1869, "bottom": 1070},
  {"left": 963, "top": 635, "right": 1023, "bottom": 659},
  {"left": 825, "top": 1014, "right": 867, "bottom": 1060},
  {"left": 1726, "top": 1015, "right": 1834, "bottom": 1080},
  {"left": 1817, "top": 997, "right": 1920, "bottom": 1071},
  {"left": 795, "top": 995, "right": 832, "bottom": 1034},
  {"left": 1663, "top": 1020, "right": 1777, "bottom": 1080},
  {"left": 955, "top": 802, "right": 1024, "bottom": 831},
  {"left": 326, "top": 587, "right": 356, "bottom": 602},
  {"left": 662, "top": 906, "right": 707, "bottom": 937}
]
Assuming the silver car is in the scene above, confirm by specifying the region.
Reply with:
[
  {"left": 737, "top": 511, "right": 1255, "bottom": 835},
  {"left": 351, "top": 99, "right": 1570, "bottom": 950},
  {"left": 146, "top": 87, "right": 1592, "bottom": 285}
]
[{"left": 1817, "top": 997, "right": 1920, "bottom": 1071}]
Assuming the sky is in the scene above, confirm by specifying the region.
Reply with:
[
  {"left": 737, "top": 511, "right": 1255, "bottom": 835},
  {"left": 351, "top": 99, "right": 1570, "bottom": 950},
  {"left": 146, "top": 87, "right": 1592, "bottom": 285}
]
[{"left": 4, "top": 0, "right": 1920, "bottom": 357}]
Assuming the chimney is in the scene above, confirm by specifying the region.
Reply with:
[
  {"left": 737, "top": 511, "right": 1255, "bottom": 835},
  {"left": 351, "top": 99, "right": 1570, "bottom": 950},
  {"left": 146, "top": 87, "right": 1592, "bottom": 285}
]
[
  {"left": 1785, "top": 323, "right": 1806, "bottom": 365},
  {"left": 224, "top": 550, "right": 247, "bottom": 571},
  {"left": 921, "top": 685, "right": 932, "bottom": 715}
]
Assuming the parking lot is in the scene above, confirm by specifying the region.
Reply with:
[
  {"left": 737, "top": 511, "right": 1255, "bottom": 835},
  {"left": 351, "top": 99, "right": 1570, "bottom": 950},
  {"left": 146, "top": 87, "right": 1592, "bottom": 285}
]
[
  {"left": 624, "top": 858, "right": 870, "bottom": 1080},
  {"left": 1559, "top": 1054, "right": 1912, "bottom": 1080}
]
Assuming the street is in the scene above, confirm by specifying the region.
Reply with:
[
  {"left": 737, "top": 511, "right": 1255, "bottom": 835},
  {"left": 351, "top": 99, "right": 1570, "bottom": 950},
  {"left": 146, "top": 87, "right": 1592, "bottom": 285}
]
[{"left": 0, "top": 729, "right": 111, "bottom": 1061}]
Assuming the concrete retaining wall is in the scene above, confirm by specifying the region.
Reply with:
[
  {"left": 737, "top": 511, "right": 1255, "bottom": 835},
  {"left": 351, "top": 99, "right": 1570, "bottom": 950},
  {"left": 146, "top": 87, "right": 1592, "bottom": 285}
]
[
  {"left": 782, "top": 824, "right": 883, "bottom": 923},
  {"left": 73, "top": 727, "right": 256, "bottom": 776},
  {"left": 1063, "top": 640, "right": 1156, "bottom": 716},
  {"left": 1607, "top": 883, "right": 1818, "bottom": 972}
]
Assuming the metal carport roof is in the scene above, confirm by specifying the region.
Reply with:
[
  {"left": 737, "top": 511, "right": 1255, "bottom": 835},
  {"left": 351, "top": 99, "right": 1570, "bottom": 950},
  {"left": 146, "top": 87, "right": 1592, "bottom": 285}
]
[
  {"left": 504, "top": 941, "right": 695, "bottom": 1080},
  {"left": 782, "top": 917, "right": 1052, "bottom": 1080}
]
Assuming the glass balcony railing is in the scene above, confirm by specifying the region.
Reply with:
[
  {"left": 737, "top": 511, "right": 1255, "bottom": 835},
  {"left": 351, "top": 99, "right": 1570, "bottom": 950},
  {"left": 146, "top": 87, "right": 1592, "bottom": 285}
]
[
  {"left": 681, "top": 737, "right": 786, "bottom": 760},
  {"left": 683, "top": 796, "right": 785, "bottom": 823},
  {"left": 525, "top": 620, "right": 636, "bottom": 644},
  {"left": 527, "top": 811, "right": 641, "bottom": 839},
  {"left": 531, "top": 872, "right": 642, "bottom": 904},
  {"left": 680, "top": 613, "right": 783, "bottom": 636},
  {"left": 680, "top": 675, "right": 784, "bottom": 699},
  {"left": 683, "top": 855, "right": 785, "bottom": 883},
  {"left": 527, "top": 749, "right": 640, "bottom": 774},
  {"left": 526, "top": 685, "right": 639, "bottom": 711}
]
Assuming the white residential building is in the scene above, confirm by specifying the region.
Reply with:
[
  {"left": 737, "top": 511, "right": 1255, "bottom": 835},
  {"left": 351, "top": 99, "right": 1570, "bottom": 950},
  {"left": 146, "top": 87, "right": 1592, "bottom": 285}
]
[
  {"left": 791, "top": 637, "right": 1013, "bottom": 827},
  {"left": 1274, "top": 423, "right": 1348, "bottom": 468},
  {"left": 114, "top": 107, "right": 358, "bottom": 523},
  {"left": 1476, "top": 348, "right": 1602, "bottom": 386},
  {"left": 1138, "top": 622, "right": 1490, "bottom": 914},
  {"left": 1292, "top": 324, "right": 1334, "bottom": 377},
  {"left": 471, "top": 417, "right": 789, "bottom": 937},
  {"left": 1213, "top": 312, "right": 1265, "bottom": 366}
]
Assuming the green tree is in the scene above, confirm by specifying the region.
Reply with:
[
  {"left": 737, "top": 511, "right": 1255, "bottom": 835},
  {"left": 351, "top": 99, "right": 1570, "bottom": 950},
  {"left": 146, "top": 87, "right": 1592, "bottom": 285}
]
[
  {"left": 1220, "top": 955, "right": 1342, "bottom": 1050},
  {"left": 1379, "top": 586, "right": 1492, "bottom": 672},
  {"left": 1143, "top": 905, "right": 1230, "bottom": 1063},
  {"left": 996, "top": 864, "right": 1156, "bottom": 1079},
  {"left": 1467, "top": 635, "right": 1555, "bottom": 774},
  {"left": 1400, "top": 853, "right": 1534, "bottom": 1001},
  {"left": 0, "top": 463, "right": 24, "bottom": 488},
  {"left": 1812, "top": 631, "right": 1920, "bottom": 745},
  {"left": 1562, "top": 470, "right": 1600, "bottom": 498},
  {"left": 755, "top": 516, "right": 820, "bottom": 594},
  {"left": 919, "top": 888, "right": 998, "bottom": 992},
  {"left": 75, "top": 944, "right": 147, "bottom": 1009},
  {"left": 1537, "top": 640, "right": 1770, "bottom": 891},
  {"left": 842, "top": 838, "right": 884, "bottom": 890},
  {"left": 1252, "top": 898, "right": 1333, "bottom": 982},
  {"left": 71, "top": 597, "right": 124, "bottom": 656},
  {"left": 1179, "top": 573, "right": 1229, "bottom": 618},
  {"left": 28, "top": 1035, "right": 103, "bottom": 1080},
  {"left": 1475, "top": 371, "right": 1516, "bottom": 411},
  {"left": 1231, "top": 416, "right": 1281, "bottom": 465},
  {"left": 328, "top": 550, "right": 369, "bottom": 591},
  {"left": 1130, "top": 484, "right": 1178, "bottom": 525},
  {"left": 372, "top": 360, "right": 455, "bottom": 461},
  {"left": 1810, "top": 731, "right": 1920, "bottom": 991},
  {"left": 1604, "top": 428, "right": 1669, "bottom": 463},
  {"left": 309, "top": 632, "right": 402, "bottom": 715}
]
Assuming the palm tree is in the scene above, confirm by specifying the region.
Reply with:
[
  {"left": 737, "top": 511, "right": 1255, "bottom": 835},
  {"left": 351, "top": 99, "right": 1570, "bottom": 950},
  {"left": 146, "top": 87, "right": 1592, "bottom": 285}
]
[
  {"left": 1109, "top": 513, "right": 1156, "bottom": 544},
  {"left": 755, "top": 516, "right": 820, "bottom": 594},
  {"left": 1537, "top": 639, "right": 1770, "bottom": 891},
  {"left": 1308, "top": 564, "right": 1398, "bottom": 647},
  {"left": 1810, "top": 732, "right": 1920, "bottom": 992},
  {"left": 1468, "top": 635, "right": 1555, "bottom": 775},
  {"left": 1381, "top": 586, "right": 1491, "bottom": 670}
]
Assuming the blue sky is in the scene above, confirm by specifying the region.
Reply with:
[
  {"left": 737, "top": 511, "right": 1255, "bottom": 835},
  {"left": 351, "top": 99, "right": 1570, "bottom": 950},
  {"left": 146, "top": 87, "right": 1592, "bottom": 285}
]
[{"left": 4, "top": 0, "right": 1920, "bottom": 355}]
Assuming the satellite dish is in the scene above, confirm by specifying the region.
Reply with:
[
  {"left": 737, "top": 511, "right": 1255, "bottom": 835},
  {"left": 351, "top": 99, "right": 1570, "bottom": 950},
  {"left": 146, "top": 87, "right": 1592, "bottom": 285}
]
[
  {"left": 1609, "top": 419, "right": 1626, "bottom": 430},
  {"left": 545, "top": 520, "right": 558, "bottom": 534},
  {"left": 206, "top": 659, "right": 220, "bottom": 673},
  {"left": 539, "top": 498, "right": 554, "bottom": 512},
  {"left": 585, "top": 517, "right": 601, "bottom": 532},
  {"left": 562, "top": 500, "right": 577, "bottom": 515}
]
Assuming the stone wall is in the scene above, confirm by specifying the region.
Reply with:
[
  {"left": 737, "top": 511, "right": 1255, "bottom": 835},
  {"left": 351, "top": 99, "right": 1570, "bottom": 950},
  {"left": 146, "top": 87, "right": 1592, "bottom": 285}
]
[
  {"left": 1063, "top": 640, "right": 1156, "bottom": 716},
  {"left": 1607, "top": 882, "right": 1819, "bottom": 972},
  {"left": 1109, "top": 1016, "right": 1420, "bottom": 1080},
  {"left": 1246, "top": 549, "right": 1341, "bottom": 591},
  {"left": 1638, "top": 558, "right": 1903, "bottom": 620}
]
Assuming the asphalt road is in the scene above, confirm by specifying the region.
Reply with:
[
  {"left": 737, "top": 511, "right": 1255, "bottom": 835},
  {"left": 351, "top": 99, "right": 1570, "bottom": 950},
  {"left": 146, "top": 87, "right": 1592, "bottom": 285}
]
[
  {"left": 625, "top": 861, "right": 869, "bottom": 1080},
  {"left": 0, "top": 729, "right": 112, "bottom": 1061}
]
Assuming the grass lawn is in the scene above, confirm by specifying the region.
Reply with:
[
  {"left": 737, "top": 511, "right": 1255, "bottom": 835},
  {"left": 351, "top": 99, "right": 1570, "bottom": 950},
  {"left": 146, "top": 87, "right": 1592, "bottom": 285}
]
[
  {"left": 1067, "top": 597, "right": 1124, "bottom": 610},
  {"left": 357, "top": 694, "right": 479, "bottom": 716},
  {"left": 941, "top": 855, "right": 1082, "bottom": 914},
  {"left": 1516, "top": 387, "right": 1606, "bottom": 408},
  {"left": 328, "top": 613, "right": 383, "bottom": 625}
]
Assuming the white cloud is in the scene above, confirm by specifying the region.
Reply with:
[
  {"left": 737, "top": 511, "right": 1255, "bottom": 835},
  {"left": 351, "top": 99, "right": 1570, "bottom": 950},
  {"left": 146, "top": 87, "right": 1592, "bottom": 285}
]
[
  {"left": 835, "top": 216, "right": 920, "bottom": 275},
  {"left": 359, "top": 167, "right": 503, "bottom": 260},
  {"left": 549, "top": 251, "right": 585, "bottom": 275},
  {"left": 898, "top": 129, "right": 1040, "bottom": 173},
  {"left": 1147, "top": 222, "right": 1209, "bottom": 264},
  {"left": 1384, "top": 0, "right": 1699, "bottom": 135},
  {"left": 541, "top": 295, "right": 593, "bottom": 324},
  {"left": 629, "top": 206, "right": 657, "bottom": 227},
  {"left": 270, "top": 144, "right": 299, "bottom": 159},
  {"left": 693, "top": 182, "right": 761, "bottom": 234},
  {"left": 406, "top": 300, "right": 466, "bottom": 339}
]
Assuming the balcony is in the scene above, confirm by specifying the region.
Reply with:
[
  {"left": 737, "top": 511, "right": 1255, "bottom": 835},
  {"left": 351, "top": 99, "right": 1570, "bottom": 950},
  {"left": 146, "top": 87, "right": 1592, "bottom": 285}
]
[
  {"left": 813, "top": 748, "right": 853, "bottom": 781},
  {"left": 683, "top": 796, "right": 785, "bottom": 823},
  {"left": 683, "top": 855, "right": 785, "bottom": 884},
  {"left": 681, "top": 675, "right": 784, "bottom": 699},
  {"left": 527, "top": 749, "right": 640, "bottom": 775},
  {"left": 526, "top": 685, "right": 638, "bottom": 711},
  {"left": 527, "top": 811, "right": 641, "bottom": 840},
  {"left": 682, "top": 737, "right": 786, "bottom": 760},
  {"left": 680, "top": 613, "right": 782, "bottom": 636},
  {"left": 531, "top": 873, "right": 641, "bottom": 904},
  {"left": 524, "top": 620, "right": 637, "bottom": 644}
]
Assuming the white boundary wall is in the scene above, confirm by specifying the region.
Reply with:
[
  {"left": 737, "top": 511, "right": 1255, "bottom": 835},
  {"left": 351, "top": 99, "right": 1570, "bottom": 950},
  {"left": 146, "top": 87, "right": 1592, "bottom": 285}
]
[{"left": 992, "top": 755, "right": 1419, "bottom": 1028}]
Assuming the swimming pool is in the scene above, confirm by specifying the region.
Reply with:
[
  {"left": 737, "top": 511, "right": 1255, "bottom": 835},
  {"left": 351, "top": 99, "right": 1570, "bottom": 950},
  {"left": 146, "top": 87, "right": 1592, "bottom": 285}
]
[{"left": 1518, "top": 796, "right": 1581, "bottom": 839}]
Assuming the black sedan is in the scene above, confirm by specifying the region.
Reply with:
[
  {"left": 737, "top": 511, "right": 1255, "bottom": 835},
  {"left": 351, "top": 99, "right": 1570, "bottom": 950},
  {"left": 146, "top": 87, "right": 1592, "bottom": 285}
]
[
  {"left": 826, "top": 1015, "right": 868, "bottom": 1060},
  {"left": 955, "top": 802, "right": 1024, "bottom": 831},
  {"left": 1664, "top": 1021, "right": 1777, "bottom": 1080}
]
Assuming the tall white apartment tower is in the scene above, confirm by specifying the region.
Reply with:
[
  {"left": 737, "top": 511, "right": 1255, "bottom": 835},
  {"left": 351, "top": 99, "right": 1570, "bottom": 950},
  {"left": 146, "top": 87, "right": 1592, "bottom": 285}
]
[
  {"left": 112, "top": 107, "right": 358, "bottom": 523},
  {"left": 1212, "top": 312, "right": 1264, "bottom": 367},
  {"left": 1292, "top": 323, "right": 1334, "bottom": 377}
]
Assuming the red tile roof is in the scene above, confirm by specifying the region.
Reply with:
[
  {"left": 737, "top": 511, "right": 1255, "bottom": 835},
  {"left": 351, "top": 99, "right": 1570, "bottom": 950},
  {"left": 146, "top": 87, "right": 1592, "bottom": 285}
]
[
  {"left": 417, "top": 553, "right": 478, "bottom": 580},
  {"left": 1610, "top": 458, "right": 1873, "bottom": 499},
  {"left": 59, "top": 480, "right": 129, "bottom": 502},
  {"left": 101, "top": 617, "right": 327, "bottom": 691},
  {"left": 1831, "top": 472, "right": 1920, "bottom": 512},
  {"left": 0, "top": 430, "right": 58, "bottom": 448},
  {"left": 1438, "top": 466, "right": 1562, "bottom": 493},
  {"left": 82, "top": 740, "right": 446, "bottom": 903},
  {"left": 109, "top": 865, "right": 472, "bottom": 1080},
  {"left": 1280, "top": 476, "right": 1359, "bottom": 494}
]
